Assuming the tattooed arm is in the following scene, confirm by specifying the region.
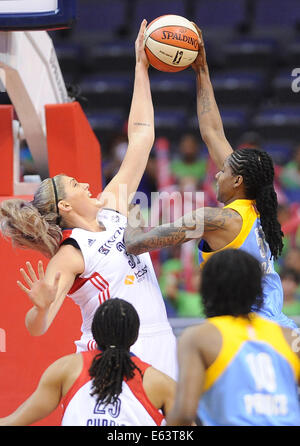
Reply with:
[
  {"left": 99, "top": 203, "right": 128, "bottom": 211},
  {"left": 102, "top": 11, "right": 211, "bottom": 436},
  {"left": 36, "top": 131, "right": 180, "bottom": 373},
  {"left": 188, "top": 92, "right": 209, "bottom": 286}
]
[
  {"left": 125, "top": 206, "right": 241, "bottom": 255},
  {"left": 191, "top": 25, "right": 233, "bottom": 170},
  {"left": 99, "top": 20, "right": 155, "bottom": 216}
]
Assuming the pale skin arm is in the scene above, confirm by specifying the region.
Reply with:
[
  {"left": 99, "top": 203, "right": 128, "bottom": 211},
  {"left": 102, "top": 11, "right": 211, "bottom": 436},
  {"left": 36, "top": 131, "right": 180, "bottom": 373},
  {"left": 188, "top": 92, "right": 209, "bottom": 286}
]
[
  {"left": 99, "top": 19, "right": 155, "bottom": 216},
  {"left": 0, "top": 355, "right": 76, "bottom": 426},
  {"left": 20, "top": 245, "right": 84, "bottom": 336},
  {"left": 124, "top": 205, "right": 239, "bottom": 256},
  {"left": 166, "top": 327, "right": 205, "bottom": 426},
  {"left": 192, "top": 25, "right": 233, "bottom": 170}
]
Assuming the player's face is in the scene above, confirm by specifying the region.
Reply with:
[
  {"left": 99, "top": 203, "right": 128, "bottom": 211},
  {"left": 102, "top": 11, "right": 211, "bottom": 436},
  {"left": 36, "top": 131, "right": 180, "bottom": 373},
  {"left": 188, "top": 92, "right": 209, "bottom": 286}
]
[
  {"left": 215, "top": 159, "right": 237, "bottom": 203},
  {"left": 61, "top": 176, "right": 103, "bottom": 215}
]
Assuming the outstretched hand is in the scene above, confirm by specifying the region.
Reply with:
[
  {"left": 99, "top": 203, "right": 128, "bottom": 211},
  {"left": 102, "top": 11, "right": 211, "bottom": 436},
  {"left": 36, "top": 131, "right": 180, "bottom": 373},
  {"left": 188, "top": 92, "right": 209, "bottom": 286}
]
[
  {"left": 135, "top": 19, "right": 149, "bottom": 68},
  {"left": 191, "top": 23, "right": 208, "bottom": 72},
  {"left": 17, "top": 261, "right": 60, "bottom": 311}
]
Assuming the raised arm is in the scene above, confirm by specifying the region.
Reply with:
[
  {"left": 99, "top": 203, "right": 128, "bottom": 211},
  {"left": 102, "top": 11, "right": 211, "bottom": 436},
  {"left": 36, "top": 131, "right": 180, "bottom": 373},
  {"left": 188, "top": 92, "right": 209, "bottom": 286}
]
[
  {"left": 192, "top": 25, "right": 233, "bottom": 170},
  {"left": 100, "top": 20, "right": 155, "bottom": 216}
]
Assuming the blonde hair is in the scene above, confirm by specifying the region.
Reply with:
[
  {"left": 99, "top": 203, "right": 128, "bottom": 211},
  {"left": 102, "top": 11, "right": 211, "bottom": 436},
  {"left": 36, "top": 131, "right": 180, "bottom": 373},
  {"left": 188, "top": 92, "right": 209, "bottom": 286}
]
[{"left": 0, "top": 174, "right": 66, "bottom": 258}]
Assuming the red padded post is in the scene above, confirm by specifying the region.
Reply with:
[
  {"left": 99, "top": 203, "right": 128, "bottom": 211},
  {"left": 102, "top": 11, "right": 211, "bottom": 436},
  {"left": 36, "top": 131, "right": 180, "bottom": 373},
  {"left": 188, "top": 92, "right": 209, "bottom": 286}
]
[
  {"left": 0, "top": 105, "right": 14, "bottom": 196},
  {"left": 45, "top": 102, "right": 102, "bottom": 196}
]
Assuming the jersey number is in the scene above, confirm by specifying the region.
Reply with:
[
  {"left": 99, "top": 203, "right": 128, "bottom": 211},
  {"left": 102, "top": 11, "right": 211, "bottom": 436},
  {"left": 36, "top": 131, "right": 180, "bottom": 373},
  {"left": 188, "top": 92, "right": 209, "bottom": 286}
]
[
  {"left": 93, "top": 398, "right": 121, "bottom": 418},
  {"left": 255, "top": 227, "right": 272, "bottom": 274},
  {"left": 245, "top": 352, "right": 277, "bottom": 392}
]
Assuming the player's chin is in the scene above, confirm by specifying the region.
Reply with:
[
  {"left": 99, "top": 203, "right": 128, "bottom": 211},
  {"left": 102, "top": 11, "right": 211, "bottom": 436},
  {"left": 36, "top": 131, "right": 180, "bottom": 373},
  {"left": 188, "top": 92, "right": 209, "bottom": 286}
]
[{"left": 91, "top": 197, "right": 103, "bottom": 208}]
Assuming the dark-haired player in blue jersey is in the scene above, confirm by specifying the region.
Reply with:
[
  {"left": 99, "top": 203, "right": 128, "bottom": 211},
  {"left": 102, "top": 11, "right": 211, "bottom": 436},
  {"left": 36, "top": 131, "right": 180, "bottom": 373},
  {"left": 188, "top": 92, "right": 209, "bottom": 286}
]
[{"left": 166, "top": 249, "right": 300, "bottom": 426}]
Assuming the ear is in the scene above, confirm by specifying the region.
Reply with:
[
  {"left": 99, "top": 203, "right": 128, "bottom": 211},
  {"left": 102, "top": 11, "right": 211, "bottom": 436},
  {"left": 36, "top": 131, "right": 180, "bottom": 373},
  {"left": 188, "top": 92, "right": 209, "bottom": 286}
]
[
  {"left": 233, "top": 175, "right": 244, "bottom": 188},
  {"left": 58, "top": 200, "right": 72, "bottom": 213}
]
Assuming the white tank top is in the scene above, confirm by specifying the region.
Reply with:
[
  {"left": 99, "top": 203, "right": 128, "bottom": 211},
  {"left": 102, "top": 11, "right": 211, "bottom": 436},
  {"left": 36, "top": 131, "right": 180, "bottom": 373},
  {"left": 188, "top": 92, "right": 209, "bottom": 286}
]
[
  {"left": 61, "top": 351, "right": 165, "bottom": 426},
  {"left": 62, "top": 209, "right": 170, "bottom": 348}
]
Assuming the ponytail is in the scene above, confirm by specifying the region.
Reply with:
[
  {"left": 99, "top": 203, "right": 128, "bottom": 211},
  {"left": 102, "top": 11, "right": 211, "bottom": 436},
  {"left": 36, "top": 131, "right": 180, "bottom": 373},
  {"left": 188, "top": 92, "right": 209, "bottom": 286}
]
[
  {"left": 89, "top": 298, "right": 141, "bottom": 406},
  {"left": 0, "top": 175, "right": 65, "bottom": 257},
  {"left": 89, "top": 347, "right": 139, "bottom": 406},
  {"left": 255, "top": 184, "right": 283, "bottom": 259}
]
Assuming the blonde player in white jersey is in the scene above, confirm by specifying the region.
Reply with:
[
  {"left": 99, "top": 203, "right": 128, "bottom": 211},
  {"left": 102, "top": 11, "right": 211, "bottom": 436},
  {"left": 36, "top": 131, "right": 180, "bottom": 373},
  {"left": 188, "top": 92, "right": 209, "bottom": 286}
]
[
  {"left": 0, "top": 299, "right": 177, "bottom": 426},
  {"left": 0, "top": 20, "right": 177, "bottom": 379}
]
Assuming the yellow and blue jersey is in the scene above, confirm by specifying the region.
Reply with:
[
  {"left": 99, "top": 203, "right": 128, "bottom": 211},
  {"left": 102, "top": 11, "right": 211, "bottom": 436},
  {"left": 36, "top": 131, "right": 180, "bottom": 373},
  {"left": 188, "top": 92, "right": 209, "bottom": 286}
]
[
  {"left": 198, "top": 314, "right": 300, "bottom": 426},
  {"left": 198, "top": 199, "right": 297, "bottom": 329}
]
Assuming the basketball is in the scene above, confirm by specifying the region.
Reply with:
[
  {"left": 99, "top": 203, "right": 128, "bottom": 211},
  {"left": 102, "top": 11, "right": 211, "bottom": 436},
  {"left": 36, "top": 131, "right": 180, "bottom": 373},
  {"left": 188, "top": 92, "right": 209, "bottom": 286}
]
[{"left": 144, "top": 15, "right": 200, "bottom": 72}]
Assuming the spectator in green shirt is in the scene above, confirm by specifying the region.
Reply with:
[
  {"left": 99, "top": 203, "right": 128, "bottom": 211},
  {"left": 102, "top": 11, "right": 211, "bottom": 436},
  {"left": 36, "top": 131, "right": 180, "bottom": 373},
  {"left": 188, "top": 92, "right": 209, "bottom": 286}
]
[
  {"left": 171, "top": 133, "right": 207, "bottom": 184},
  {"left": 280, "top": 144, "right": 300, "bottom": 190}
]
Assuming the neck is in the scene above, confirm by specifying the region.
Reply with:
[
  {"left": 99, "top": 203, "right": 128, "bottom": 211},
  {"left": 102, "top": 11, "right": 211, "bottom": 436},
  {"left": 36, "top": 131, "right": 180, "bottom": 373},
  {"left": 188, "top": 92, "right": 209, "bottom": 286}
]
[
  {"left": 223, "top": 194, "right": 249, "bottom": 206},
  {"left": 64, "top": 215, "right": 105, "bottom": 232}
]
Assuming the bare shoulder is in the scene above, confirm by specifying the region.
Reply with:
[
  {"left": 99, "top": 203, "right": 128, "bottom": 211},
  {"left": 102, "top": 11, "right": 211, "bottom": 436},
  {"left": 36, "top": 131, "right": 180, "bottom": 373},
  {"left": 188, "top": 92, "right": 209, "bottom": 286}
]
[
  {"left": 142, "top": 366, "right": 176, "bottom": 411},
  {"left": 43, "top": 353, "right": 81, "bottom": 378},
  {"left": 203, "top": 206, "right": 242, "bottom": 232},
  {"left": 49, "top": 243, "right": 84, "bottom": 274},
  {"left": 178, "top": 321, "right": 223, "bottom": 368},
  {"left": 42, "top": 353, "right": 84, "bottom": 396},
  {"left": 178, "top": 321, "right": 219, "bottom": 348},
  {"left": 143, "top": 366, "right": 176, "bottom": 388}
]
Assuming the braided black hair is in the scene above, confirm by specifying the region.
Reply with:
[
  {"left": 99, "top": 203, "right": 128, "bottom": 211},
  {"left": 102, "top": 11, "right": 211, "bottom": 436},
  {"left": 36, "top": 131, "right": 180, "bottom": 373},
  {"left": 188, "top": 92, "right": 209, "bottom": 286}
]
[
  {"left": 228, "top": 148, "right": 283, "bottom": 259},
  {"left": 201, "top": 249, "right": 264, "bottom": 317},
  {"left": 89, "top": 298, "right": 141, "bottom": 406}
]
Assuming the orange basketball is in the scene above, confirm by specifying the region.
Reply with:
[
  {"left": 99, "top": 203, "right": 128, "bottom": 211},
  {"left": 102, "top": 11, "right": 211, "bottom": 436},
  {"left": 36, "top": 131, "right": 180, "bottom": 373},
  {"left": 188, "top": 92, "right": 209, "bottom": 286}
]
[{"left": 144, "top": 15, "right": 199, "bottom": 72}]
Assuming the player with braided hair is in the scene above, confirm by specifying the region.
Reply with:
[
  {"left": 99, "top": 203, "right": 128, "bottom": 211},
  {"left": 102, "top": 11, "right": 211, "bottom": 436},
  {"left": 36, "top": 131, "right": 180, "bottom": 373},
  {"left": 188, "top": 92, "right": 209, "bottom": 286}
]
[
  {"left": 0, "top": 298, "right": 176, "bottom": 426},
  {"left": 227, "top": 148, "right": 283, "bottom": 260},
  {"left": 124, "top": 26, "right": 296, "bottom": 329}
]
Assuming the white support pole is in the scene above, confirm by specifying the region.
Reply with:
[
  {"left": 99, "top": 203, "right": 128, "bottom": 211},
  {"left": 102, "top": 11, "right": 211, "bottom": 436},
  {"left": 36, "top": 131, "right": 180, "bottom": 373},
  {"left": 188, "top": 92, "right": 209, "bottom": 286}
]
[{"left": 0, "top": 30, "right": 70, "bottom": 180}]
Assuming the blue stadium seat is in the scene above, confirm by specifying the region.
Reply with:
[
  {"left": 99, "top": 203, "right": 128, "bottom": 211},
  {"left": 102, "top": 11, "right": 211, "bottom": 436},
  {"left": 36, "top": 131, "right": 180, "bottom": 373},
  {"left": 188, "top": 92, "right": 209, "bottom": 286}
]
[
  {"left": 188, "top": 106, "right": 249, "bottom": 145},
  {"left": 271, "top": 69, "right": 300, "bottom": 105},
  {"left": 263, "top": 140, "right": 294, "bottom": 166},
  {"left": 252, "top": 105, "right": 300, "bottom": 140},
  {"left": 54, "top": 43, "right": 83, "bottom": 79},
  {"left": 150, "top": 71, "right": 195, "bottom": 107},
  {"left": 85, "top": 41, "right": 135, "bottom": 73},
  {"left": 286, "top": 38, "right": 300, "bottom": 68},
  {"left": 133, "top": 0, "right": 187, "bottom": 33},
  {"left": 223, "top": 37, "right": 278, "bottom": 69},
  {"left": 254, "top": 0, "right": 300, "bottom": 27},
  {"left": 154, "top": 108, "right": 188, "bottom": 141},
  {"left": 194, "top": 0, "right": 247, "bottom": 28},
  {"left": 75, "top": 0, "right": 128, "bottom": 34},
  {"left": 210, "top": 70, "right": 266, "bottom": 106},
  {"left": 86, "top": 109, "right": 126, "bottom": 150},
  {"left": 79, "top": 74, "right": 133, "bottom": 110}
]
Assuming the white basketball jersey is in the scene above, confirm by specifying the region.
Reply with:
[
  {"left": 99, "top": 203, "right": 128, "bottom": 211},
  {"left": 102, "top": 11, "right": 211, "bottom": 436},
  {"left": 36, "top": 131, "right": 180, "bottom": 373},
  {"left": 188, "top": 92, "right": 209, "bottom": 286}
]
[
  {"left": 63, "top": 209, "right": 170, "bottom": 349},
  {"left": 61, "top": 351, "right": 165, "bottom": 426}
]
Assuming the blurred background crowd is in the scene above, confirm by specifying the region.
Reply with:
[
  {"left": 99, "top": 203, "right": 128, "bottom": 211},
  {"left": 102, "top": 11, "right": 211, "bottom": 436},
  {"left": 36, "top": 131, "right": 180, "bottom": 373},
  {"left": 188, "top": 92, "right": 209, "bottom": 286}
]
[{"left": 6, "top": 0, "right": 300, "bottom": 320}]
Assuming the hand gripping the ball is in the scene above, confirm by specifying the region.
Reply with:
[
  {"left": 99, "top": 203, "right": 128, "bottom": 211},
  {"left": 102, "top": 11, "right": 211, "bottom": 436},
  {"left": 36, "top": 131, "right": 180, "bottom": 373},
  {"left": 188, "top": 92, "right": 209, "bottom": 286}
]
[
  {"left": 135, "top": 19, "right": 149, "bottom": 68},
  {"left": 191, "top": 23, "right": 208, "bottom": 73}
]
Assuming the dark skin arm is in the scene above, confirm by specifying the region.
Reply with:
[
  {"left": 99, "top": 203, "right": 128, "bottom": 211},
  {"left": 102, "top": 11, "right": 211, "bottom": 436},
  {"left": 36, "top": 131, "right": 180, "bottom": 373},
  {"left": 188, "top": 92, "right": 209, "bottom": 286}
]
[
  {"left": 191, "top": 24, "right": 233, "bottom": 171},
  {"left": 124, "top": 205, "right": 242, "bottom": 256}
]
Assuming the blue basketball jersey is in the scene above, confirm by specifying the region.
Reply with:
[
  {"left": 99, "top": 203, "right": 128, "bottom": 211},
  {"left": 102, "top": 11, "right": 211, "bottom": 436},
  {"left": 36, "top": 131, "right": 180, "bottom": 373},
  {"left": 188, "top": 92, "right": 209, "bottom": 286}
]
[
  {"left": 198, "top": 315, "right": 300, "bottom": 426},
  {"left": 198, "top": 199, "right": 297, "bottom": 329}
]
